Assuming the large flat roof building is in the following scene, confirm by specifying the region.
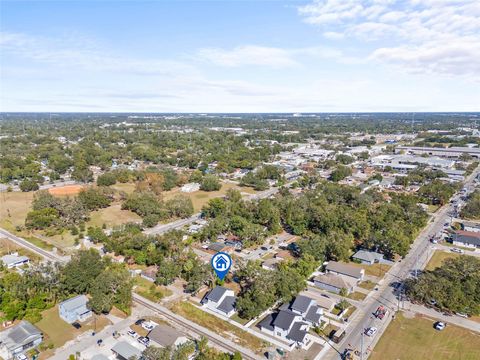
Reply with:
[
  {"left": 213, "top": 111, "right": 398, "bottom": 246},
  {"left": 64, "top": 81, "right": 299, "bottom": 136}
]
[{"left": 396, "top": 146, "right": 480, "bottom": 158}]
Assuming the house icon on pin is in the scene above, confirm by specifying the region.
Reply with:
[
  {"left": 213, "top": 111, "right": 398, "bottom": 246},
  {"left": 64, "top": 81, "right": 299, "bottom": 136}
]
[{"left": 215, "top": 256, "right": 228, "bottom": 270}]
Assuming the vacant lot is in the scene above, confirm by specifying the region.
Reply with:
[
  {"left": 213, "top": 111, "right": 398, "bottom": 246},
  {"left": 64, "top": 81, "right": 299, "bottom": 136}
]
[
  {"left": 0, "top": 191, "right": 34, "bottom": 230},
  {"left": 133, "top": 276, "right": 172, "bottom": 302},
  {"left": 348, "top": 261, "right": 392, "bottom": 278},
  {"left": 170, "top": 301, "right": 268, "bottom": 353},
  {"left": 370, "top": 313, "right": 480, "bottom": 360},
  {"left": 425, "top": 251, "right": 463, "bottom": 271},
  {"left": 163, "top": 182, "right": 256, "bottom": 212},
  {"left": 87, "top": 203, "right": 141, "bottom": 228}
]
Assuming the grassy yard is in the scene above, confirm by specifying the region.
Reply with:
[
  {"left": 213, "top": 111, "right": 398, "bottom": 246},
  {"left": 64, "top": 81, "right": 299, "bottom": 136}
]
[
  {"left": 170, "top": 301, "right": 268, "bottom": 353},
  {"left": 35, "top": 305, "right": 111, "bottom": 357},
  {"left": 87, "top": 203, "right": 141, "bottom": 228},
  {"left": 134, "top": 276, "right": 173, "bottom": 302},
  {"left": 347, "top": 292, "right": 367, "bottom": 301},
  {"left": 344, "top": 305, "right": 357, "bottom": 318},
  {"left": 358, "top": 280, "right": 377, "bottom": 291},
  {"left": 348, "top": 262, "right": 392, "bottom": 278},
  {"left": 111, "top": 182, "right": 136, "bottom": 194},
  {"left": 425, "top": 251, "right": 464, "bottom": 271},
  {"left": 0, "top": 191, "right": 34, "bottom": 230},
  {"left": 370, "top": 313, "right": 480, "bottom": 360}
]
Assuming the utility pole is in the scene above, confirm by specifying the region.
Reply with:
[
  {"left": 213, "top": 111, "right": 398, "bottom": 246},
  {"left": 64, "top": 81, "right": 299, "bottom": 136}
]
[{"left": 361, "top": 327, "right": 364, "bottom": 360}]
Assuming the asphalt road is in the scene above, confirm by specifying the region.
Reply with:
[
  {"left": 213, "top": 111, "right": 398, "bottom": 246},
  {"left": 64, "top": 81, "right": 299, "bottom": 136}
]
[{"left": 324, "top": 166, "right": 480, "bottom": 360}]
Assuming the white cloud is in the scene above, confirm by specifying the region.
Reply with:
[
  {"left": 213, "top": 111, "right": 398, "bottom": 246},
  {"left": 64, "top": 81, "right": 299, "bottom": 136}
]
[
  {"left": 197, "top": 45, "right": 342, "bottom": 68},
  {"left": 298, "top": 0, "right": 480, "bottom": 79}
]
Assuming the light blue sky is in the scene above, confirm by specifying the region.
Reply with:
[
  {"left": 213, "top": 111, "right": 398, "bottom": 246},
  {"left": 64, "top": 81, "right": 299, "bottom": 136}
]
[{"left": 1, "top": 0, "right": 479, "bottom": 112}]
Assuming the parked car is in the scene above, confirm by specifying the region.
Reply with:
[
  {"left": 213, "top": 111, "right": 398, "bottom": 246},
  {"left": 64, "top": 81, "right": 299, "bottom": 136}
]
[
  {"left": 142, "top": 323, "right": 154, "bottom": 331},
  {"left": 365, "top": 327, "right": 377, "bottom": 337},
  {"left": 456, "top": 312, "right": 469, "bottom": 318},
  {"left": 450, "top": 248, "right": 464, "bottom": 254},
  {"left": 138, "top": 336, "right": 150, "bottom": 346},
  {"left": 135, "top": 318, "right": 145, "bottom": 325},
  {"left": 127, "top": 330, "right": 138, "bottom": 338},
  {"left": 434, "top": 321, "right": 446, "bottom": 331}
]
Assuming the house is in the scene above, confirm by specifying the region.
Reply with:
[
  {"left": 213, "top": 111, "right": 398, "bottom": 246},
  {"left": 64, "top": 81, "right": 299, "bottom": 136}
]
[
  {"left": 181, "top": 182, "right": 200, "bottom": 193},
  {"left": 313, "top": 273, "right": 356, "bottom": 295},
  {"left": 141, "top": 265, "right": 159, "bottom": 282},
  {"left": 451, "top": 230, "right": 480, "bottom": 249},
  {"left": 111, "top": 341, "right": 142, "bottom": 360},
  {"left": 461, "top": 222, "right": 480, "bottom": 233},
  {"left": 262, "top": 258, "right": 283, "bottom": 271},
  {"left": 258, "top": 295, "right": 322, "bottom": 350},
  {"left": 0, "top": 254, "right": 29, "bottom": 269},
  {"left": 58, "top": 295, "right": 92, "bottom": 324},
  {"left": 314, "top": 295, "right": 336, "bottom": 312},
  {"left": 202, "top": 286, "right": 236, "bottom": 317},
  {"left": 207, "top": 242, "right": 233, "bottom": 254},
  {"left": 0, "top": 321, "right": 43, "bottom": 359},
  {"left": 325, "top": 261, "right": 364, "bottom": 282},
  {"left": 147, "top": 324, "right": 189, "bottom": 348},
  {"left": 351, "top": 250, "right": 384, "bottom": 265}
]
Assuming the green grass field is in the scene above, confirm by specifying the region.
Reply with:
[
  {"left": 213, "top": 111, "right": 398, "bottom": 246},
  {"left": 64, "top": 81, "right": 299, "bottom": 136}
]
[
  {"left": 347, "top": 292, "right": 367, "bottom": 301},
  {"left": 370, "top": 313, "right": 480, "bottom": 360},
  {"left": 425, "top": 251, "right": 463, "bottom": 271},
  {"left": 134, "top": 276, "right": 172, "bottom": 302},
  {"left": 87, "top": 203, "right": 141, "bottom": 228},
  {"left": 0, "top": 191, "right": 34, "bottom": 230}
]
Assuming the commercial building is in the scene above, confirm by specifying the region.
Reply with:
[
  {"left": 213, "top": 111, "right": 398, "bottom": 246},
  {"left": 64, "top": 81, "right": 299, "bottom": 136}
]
[{"left": 395, "top": 146, "right": 480, "bottom": 158}]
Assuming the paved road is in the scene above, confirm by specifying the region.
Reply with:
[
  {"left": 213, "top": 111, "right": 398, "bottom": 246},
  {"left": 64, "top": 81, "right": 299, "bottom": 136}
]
[
  {"left": 0, "top": 180, "right": 78, "bottom": 192},
  {"left": 0, "top": 227, "right": 67, "bottom": 263},
  {"left": 323, "top": 165, "right": 480, "bottom": 360}
]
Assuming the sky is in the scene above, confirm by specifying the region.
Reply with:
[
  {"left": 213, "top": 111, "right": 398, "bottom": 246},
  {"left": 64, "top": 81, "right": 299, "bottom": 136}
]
[{"left": 0, "top": 0, "right": 479, "bottom": 113}]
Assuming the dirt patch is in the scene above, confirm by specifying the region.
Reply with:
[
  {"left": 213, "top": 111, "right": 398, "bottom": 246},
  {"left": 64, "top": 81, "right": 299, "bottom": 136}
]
[{"left": 48, "top": 185, "right": 84, "bottom": 196}]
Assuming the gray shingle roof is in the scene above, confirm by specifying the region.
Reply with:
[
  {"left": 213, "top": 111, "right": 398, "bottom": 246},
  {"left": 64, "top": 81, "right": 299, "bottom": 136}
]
[
  {"left": 217, "top": 296, "right": 236, "bottom": 314},
  {"left": 291, "top": 295, "right": 314, "bottom": 314},
  {"left": 304, "top": 305, "right": 322, "bottom": 325},
  {"left": 111, "top": 341, "right": 142, "bottom": 359},
  {"left": 272, "top": 310, "right": 297, "bottom": 330},
  {"left": 352, "top": 250, "right": 384, "bottom": 262},
  {"left": 314, "top": 273, "right": 356, "bottom": 290},
  {"left": 59, "top": 295, "right": 89, "bottom": 312},
  {"left": 326, "top": 261, "right": 364, "bottom": 279},
  {"left": 454, "top": 230, "right": 480, "bottom": 246},
  {"left": 148, "top": 324, "right": 185, "bottom": 347},
  {"left": 258, "top": 313, "right": 275, "bottom": 331},
  {"left": 287, "top": 322, "right": 308, "bottom": 343},
  {"left": 0, "top": 321, "right": 42, "bottom": 351},
  {"left": 205, "top": 286, "right": 228, "bottom": 303}
]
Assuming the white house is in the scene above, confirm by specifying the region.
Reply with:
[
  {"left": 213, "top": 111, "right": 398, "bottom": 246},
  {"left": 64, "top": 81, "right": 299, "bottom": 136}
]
[
  {"left": 452, "top": 230, "right": 480, "bottom": 249},
  {"left": 0, "top": 321, "right": 43, "bottom": 359},
  {"left": 201, "top": 286, "right": 236, "bottom": 317},
  {"left": 58, "top": 295, "right": 92, "bottom": 324},
  {"left": 258, "top": 295, "right": 323, "bottom": 350},
  {"left": 1, "top": 253, "right": 29, "bottom": 269}
]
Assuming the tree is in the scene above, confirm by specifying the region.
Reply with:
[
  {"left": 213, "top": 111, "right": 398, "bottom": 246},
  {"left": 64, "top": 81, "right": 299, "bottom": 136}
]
[
  {"left": 200, "top": 175, "right": 221, "bottom": 191},
  {"left": 166, "top": 195, "right": 194, "bottom": 218},
  {"left": 89, "top": 264, "right": 132, "bottom": 314},
  {"left": 19, "top": 179, "right": 39, "bottom": 192},
  {"left": 77, "top": 187, "right": 113, "bottom": 210},
  {"left": 329, "top": 165, "right": 352, "bottom": 182},
  {"left": 97, "top": 172, "right": 117, "bottom": 186},
  {"left": 404, "top": 256, "right": 480, "bottom": 315},
  {"left": 61, "top": 249, "right": 106, "bottom": 294},
  {"left": 25, "top": 208, "right": 59, "bottom": 229},
  {"left": 156, "top": 259, "right": 181, "bottom": 286}
]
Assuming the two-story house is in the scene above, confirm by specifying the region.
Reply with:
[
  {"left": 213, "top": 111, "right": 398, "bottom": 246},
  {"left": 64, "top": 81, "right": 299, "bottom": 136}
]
[
  {"left": 201, "top": 286, "right": 236, "bottom": 317},
  {"left": 258, "top": 295, "right": 323, "bottom": 350},
  {"left": 58, "top": 295, "right": 92, "bottom": 324}
]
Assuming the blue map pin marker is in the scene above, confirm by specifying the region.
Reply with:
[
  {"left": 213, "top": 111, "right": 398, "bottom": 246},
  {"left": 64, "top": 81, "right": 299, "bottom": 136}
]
[{"left": 211, "top": 252, "right": 232, "bottom": 281}]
